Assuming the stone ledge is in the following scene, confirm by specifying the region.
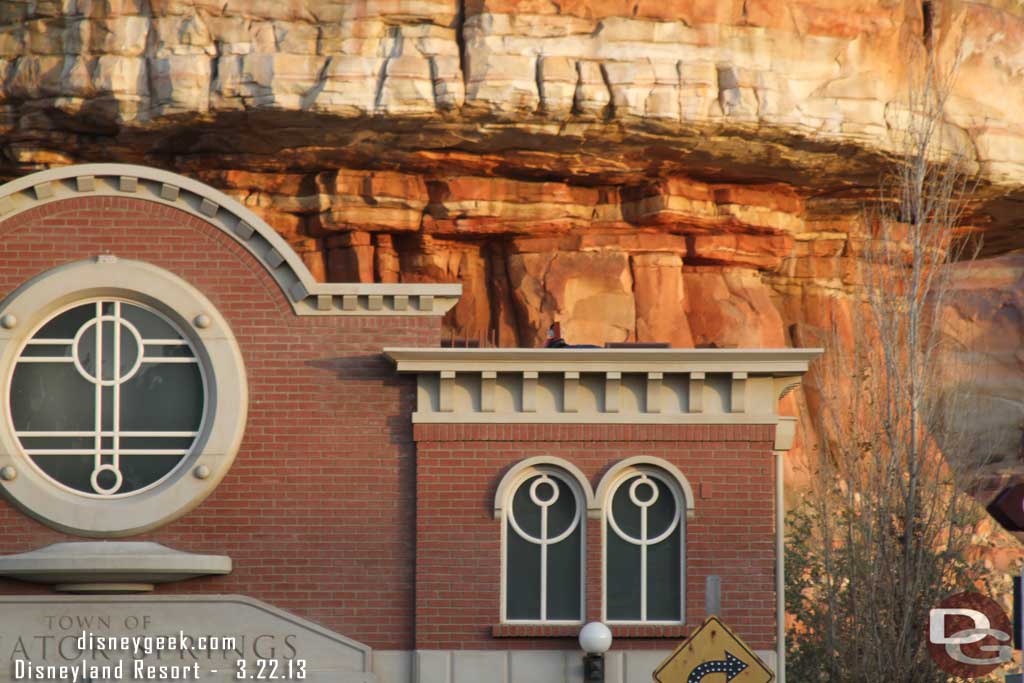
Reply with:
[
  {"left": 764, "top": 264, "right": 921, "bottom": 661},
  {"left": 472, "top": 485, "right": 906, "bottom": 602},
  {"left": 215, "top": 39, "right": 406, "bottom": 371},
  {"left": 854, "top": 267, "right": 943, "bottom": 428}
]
[
  {"left": 383, "top": 348, "right": 822, "bottom": 373},
  {"left": 0, "top": 541, "right": 231, "bottom": 593}
]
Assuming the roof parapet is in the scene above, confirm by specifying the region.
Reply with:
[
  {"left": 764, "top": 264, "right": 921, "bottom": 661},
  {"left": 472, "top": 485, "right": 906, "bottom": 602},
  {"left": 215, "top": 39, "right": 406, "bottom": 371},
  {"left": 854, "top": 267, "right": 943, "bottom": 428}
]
[{"left": 384, "top": 347, "right": 822, "bottom": 448}]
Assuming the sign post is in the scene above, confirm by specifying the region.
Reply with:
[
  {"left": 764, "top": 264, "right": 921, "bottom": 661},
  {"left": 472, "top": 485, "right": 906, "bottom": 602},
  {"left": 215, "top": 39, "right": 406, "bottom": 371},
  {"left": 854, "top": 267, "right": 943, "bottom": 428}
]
[
  {"left": 1011, "top": 566, "right": 1024, "bottom": 683},
  {"left": 984, "top": 485, "right": 1024, "bottom": 683},
  {"left": 705, "top": 576, "right": 721, "bottom": 618},
  {"left": 1003, "top": 573, "right": 1019, "bottom": 683}
]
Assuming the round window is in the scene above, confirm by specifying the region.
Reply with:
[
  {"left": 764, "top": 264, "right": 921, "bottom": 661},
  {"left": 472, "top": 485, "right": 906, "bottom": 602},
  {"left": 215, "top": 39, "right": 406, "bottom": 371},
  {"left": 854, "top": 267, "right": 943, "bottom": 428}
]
[
  {"left": 11, "top": 300, "right": 206, "bottom": 497},
  {"left": 0, "top": 258, "right": 247, "bottom": 537}
]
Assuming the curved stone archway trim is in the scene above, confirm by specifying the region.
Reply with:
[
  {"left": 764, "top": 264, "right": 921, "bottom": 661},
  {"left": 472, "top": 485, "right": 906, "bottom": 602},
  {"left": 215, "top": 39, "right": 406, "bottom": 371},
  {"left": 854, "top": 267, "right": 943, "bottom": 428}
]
[{"left": 0, "top": 164, "right": 461, "bottom": 317}]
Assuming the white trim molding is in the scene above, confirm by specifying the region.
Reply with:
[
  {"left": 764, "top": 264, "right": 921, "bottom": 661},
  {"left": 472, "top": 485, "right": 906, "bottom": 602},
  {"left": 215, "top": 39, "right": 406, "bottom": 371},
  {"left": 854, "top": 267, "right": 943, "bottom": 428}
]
[
  {"left": 0, "top": 164, "right": 461, "bottom": 317},
  {"left": 595, "top": 456, "right": 695, "bottom": 520},
  {"left": 384, "top": 348, "right": 821, "bottom": 441},
  {"left": 0, "top": 257, "right": 248, "bottom": 537},
  {"left": 494, "top": 456, "right": 596, "bottom": 519}
]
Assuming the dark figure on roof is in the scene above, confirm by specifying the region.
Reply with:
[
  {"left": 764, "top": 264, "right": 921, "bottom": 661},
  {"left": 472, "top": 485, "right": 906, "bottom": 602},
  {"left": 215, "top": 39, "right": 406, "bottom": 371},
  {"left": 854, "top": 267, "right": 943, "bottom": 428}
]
[{"left": 544, "top": 322, "right": 600, "bottom": 349}]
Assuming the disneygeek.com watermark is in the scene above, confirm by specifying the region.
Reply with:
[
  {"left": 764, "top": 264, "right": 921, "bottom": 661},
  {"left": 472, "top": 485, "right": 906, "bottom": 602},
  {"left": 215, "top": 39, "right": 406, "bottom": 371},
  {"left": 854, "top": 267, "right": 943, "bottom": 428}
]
[{"left": 928, "top": 592, "right": 1014, "bottom": 678}]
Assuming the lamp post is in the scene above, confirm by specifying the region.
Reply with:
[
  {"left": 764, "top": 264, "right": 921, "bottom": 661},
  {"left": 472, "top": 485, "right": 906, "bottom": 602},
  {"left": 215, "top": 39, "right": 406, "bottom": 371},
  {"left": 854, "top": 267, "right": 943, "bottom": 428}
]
[{"left": 579, "top": 621, "right": 612, "bottom": 683}]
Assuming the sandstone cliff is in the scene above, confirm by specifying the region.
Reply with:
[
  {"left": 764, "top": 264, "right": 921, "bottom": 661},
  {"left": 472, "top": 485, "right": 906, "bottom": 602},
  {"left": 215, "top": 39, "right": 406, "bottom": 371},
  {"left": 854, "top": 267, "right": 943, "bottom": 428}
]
[{"left": 2, "top": 0, "right": 1024, "bottom": 550}]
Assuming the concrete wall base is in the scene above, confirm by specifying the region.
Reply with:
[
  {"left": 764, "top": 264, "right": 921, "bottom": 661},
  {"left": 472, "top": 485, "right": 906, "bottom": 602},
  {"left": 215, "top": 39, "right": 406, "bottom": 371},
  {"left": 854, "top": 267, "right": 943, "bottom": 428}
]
[{"left": 374, "top": 649, "right": 778, "bottom": 683}]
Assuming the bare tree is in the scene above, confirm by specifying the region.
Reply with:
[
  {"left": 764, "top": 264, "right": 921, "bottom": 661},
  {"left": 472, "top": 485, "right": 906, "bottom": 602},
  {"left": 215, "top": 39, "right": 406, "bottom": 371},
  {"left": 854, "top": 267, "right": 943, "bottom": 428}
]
[{"left": 786, "top": 38, "right": 996, "bottom": 682}]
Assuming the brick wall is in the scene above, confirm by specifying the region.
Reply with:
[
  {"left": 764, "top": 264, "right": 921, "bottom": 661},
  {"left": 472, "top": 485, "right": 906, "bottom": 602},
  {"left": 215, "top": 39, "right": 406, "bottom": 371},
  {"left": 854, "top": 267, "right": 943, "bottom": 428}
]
[
  {"left": 0, "top": 196, "right": 439, "bottom": 651},
  {"left": 0, "top": 195, "right": 780, "bottom": 658},
  {"left": 413, "top": 424, "right": 777, "bottom": 651}
]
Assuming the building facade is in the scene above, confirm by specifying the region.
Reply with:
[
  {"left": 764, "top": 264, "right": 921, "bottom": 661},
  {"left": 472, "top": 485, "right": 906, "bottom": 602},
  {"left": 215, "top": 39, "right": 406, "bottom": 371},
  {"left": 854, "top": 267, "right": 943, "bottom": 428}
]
[{"left": 0, "top": 164, "right": 817, "bottom": 683}]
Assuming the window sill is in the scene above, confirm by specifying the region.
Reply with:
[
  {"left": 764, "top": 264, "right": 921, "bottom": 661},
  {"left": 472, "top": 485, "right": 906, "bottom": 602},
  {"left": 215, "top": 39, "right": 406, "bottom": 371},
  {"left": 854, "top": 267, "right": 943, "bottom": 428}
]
[
  {"left": 605, "top": 624, "right": 689, "bottom": 639},
  {"left": 492, "top": 624, "right": 689, "bottom": 639},
  {"left": 492, "top": 625, "right": 582, "bottom": 638}
]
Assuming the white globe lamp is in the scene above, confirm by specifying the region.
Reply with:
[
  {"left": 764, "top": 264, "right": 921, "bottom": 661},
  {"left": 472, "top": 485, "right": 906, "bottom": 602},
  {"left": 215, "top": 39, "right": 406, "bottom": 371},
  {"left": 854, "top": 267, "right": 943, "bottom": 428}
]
[
  {"left": 579, "top": 621, "right": 613, "bottom": 654},
  {"left": 579, "top": 622, "right": 612, "bottom": 683}
]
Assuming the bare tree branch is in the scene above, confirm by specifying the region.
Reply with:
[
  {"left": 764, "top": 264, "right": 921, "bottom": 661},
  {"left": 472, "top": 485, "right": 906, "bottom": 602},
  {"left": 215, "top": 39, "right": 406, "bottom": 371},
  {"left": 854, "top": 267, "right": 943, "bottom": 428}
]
[{"left": 786, "top": 36, "right": 997, "bottom": 683}]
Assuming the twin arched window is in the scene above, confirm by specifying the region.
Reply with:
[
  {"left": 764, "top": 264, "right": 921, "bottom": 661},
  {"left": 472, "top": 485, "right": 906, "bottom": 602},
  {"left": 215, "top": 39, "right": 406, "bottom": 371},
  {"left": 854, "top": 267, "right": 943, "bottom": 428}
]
[{"left": 497, "top": 457, "right": 691, "bottom": 625}]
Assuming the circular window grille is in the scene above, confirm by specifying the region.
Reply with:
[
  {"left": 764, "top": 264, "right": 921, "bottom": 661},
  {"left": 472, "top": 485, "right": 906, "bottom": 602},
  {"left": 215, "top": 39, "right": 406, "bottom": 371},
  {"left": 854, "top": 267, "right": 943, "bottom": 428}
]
[
  {"left": 606, "top": 471, "right": 681, "bottom": 547},
  {"left": 10, "top": 300, "right": 205, "bottom": 497}
]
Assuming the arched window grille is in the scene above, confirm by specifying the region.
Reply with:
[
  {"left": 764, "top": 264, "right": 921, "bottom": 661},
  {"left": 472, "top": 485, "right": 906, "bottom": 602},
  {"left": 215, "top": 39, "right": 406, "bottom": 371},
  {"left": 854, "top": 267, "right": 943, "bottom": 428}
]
[
  {"left": 603, "top": 466, "right": 685, "bottom": 623},
  {"left": 502, "top": 467, "right": 585, "bottom": 623}
]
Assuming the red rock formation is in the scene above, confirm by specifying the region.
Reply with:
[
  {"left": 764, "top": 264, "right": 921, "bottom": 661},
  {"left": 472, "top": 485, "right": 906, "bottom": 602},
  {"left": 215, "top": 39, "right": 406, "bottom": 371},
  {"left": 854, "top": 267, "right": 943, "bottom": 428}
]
[{"left": 2, "top": 1, "right": 1024, "bottom": 538}]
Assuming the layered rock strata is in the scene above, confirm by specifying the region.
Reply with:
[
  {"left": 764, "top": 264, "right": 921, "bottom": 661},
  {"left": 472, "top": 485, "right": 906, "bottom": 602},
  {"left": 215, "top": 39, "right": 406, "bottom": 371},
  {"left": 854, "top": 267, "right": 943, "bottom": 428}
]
[{"left": 2, "top": 0, "right": 1024, "bottom": 543}]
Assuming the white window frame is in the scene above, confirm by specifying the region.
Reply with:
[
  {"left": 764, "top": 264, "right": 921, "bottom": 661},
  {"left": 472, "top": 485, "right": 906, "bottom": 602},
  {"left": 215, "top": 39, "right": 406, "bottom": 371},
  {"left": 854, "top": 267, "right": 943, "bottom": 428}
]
[
  {"left": 597, "top": 456, "right": 694, "bottom": 625},
  {"left": 495, "top": 456, "right": 595, "bottom": 625},
  {"left": 12, "top": 298, "right": 207, "bottom": 498},
  {"left": 0, "top": 257, "right": 248, "bottom": 537}
]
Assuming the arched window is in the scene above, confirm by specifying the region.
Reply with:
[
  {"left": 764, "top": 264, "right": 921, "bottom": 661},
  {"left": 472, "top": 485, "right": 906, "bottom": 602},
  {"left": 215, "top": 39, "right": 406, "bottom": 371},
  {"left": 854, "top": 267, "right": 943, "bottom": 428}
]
[
  {"left": 496, "top": 459, "right": 592, "bottom": 623},
  {"left": 598, "top": 458, "right": 692, "bottom": 624}
]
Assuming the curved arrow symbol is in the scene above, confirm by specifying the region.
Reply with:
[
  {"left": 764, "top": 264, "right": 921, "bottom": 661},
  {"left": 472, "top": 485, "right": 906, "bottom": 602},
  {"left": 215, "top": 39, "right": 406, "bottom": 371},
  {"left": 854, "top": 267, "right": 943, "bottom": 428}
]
[{"left": 687, "top": 651, "right": 748, "bottom": 682}]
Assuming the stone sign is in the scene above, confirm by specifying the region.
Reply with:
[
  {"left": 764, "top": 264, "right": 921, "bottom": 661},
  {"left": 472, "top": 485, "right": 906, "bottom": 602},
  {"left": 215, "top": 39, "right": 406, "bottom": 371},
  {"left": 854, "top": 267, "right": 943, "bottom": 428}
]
[{"left": 0, "top": 595, "right": 374, "bottom": 683}]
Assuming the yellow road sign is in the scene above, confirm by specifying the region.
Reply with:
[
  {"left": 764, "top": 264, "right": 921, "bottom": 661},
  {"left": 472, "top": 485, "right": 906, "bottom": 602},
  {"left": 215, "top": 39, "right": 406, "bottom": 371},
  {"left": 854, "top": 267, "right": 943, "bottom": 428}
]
[{"left": 653, "top": 616, "right": 775, "bottom": 683}]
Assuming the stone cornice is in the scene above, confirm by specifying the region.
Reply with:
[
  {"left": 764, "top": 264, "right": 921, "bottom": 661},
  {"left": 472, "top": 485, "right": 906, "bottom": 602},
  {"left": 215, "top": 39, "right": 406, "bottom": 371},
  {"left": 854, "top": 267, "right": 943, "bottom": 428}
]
[
  {"left": 384, "top": 348, "right": 822, "bottom": 373},
  {"left": 384, "top": 348, "right": 821, "bottom": 449},
  {"left": 0, "top": 164, "right": 461, "bottom": 317}
]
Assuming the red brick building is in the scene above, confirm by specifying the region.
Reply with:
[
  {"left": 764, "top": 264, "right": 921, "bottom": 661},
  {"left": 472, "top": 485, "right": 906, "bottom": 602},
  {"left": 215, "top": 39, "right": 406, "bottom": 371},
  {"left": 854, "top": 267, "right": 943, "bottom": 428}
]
[{"left": 0, "top": 164, "right": 817, "bottom": 683}]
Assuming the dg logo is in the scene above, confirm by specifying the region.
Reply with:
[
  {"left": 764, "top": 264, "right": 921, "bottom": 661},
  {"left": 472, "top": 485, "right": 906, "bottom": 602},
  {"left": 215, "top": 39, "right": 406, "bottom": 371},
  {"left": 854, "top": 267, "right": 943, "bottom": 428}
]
[{"left": 927, "top": 592, "right": 1013, "bottom": 678}]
